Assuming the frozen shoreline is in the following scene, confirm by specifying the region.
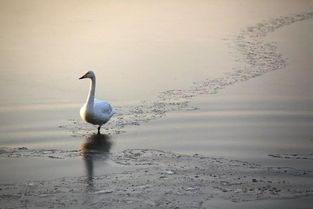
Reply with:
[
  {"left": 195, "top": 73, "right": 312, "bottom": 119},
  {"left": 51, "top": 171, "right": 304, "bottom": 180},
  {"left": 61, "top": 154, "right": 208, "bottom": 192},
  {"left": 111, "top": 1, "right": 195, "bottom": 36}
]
[{"left": 1, "top": 148, "right": 313, "bottom": 208}]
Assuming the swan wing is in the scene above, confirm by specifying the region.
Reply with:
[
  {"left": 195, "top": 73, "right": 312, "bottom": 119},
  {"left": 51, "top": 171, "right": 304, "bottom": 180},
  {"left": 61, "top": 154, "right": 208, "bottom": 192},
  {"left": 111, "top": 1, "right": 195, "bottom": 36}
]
[{"left": 94, "top": 99, "right": 114, "bottom": 115}]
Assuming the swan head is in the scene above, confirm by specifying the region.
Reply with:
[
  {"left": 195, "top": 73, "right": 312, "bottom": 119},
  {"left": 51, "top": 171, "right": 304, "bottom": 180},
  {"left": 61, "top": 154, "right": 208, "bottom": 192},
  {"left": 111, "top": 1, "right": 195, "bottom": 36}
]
[{"left": 79, "top": 71, "right": 95, "bottom": 80}]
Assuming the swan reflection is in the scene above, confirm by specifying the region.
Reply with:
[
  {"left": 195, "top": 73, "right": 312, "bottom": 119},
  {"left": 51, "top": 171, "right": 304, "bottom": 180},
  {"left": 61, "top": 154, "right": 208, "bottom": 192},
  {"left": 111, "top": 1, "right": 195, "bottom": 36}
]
[{"left": 80, "top": 133, "right": 112, "bottom": 188}]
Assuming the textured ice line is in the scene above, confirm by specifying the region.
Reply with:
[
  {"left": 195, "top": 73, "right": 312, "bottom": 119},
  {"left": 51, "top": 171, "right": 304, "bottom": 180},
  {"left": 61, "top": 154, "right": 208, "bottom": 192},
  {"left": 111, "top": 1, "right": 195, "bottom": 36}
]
[
  {"left": 1, "top": 149, "right": 313, "bottom": 209},
  {"left": 268, "top": 153, "right": 313, "bottom": 160},
  {"left": 63, "top": 10, "right": 313, "bottom": 136},
  {"left": 0, "top": 147, "right": 81, "bottom": 159}
]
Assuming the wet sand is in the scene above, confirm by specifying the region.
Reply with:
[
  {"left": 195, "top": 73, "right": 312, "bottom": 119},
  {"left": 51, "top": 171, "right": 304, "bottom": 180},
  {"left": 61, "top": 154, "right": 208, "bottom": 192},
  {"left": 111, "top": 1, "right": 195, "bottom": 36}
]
[{"left": 1, "top": 1, "right": 313, "bottom": 209}]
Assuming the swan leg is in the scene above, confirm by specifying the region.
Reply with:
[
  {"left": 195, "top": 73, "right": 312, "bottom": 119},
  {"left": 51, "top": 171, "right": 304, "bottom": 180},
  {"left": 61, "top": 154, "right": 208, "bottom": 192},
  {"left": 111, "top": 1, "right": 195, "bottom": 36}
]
[{"left": 97, "top": 126, "right": 101, "bottom": 134}]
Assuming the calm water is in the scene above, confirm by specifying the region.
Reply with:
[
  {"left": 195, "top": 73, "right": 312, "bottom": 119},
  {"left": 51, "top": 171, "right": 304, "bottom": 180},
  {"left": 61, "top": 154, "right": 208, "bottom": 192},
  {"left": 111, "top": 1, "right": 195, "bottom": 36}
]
[
  {"left": 0, "top": 0, "right": 312, "bottom": 183},
  {"left": 0, "top": 0, "right": 311, "bottom": 107}
]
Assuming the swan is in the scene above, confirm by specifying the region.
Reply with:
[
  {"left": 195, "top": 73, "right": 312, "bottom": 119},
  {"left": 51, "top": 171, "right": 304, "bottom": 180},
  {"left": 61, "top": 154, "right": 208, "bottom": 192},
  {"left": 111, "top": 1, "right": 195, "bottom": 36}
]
[{"left": 79, "top": 71, "right": 117, "bottom": 134}]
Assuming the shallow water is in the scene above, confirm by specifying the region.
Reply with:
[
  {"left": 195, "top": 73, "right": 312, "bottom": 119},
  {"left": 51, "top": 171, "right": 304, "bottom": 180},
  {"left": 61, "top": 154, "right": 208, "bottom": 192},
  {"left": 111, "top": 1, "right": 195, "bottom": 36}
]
[
  {"left": 0, "top": 1, "right": 313, "bottom": 207},
  {"left": 0, "top": 0, "right": 312, "bottom": 107}
]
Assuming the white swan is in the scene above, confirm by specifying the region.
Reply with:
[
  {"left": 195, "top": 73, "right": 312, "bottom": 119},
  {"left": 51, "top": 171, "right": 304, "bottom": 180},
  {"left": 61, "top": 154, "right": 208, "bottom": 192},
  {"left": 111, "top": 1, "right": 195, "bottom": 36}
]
[{"left": 79, "top": 71, "right": 117, "bottom": 134}]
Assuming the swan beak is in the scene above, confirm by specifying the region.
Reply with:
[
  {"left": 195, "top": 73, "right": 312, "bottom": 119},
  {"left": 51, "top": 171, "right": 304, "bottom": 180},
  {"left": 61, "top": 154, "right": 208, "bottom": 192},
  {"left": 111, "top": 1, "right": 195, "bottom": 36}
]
[{"left": 79, "top": 74, "right": 88, "bottom": 80}]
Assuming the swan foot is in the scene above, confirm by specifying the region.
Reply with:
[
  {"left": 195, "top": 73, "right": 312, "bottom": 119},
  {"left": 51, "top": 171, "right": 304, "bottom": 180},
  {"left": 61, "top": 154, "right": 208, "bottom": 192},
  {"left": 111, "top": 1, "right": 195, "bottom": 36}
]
[{"left": 97, "top": 126, "right": 101, "bottom": 134}]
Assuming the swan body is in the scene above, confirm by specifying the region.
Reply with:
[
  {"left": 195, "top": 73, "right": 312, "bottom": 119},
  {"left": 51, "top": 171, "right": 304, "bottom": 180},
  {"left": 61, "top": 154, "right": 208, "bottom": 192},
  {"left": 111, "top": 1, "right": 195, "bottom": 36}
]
[{"left": 79, "top": 71, "right": 116, "bottom": 134}]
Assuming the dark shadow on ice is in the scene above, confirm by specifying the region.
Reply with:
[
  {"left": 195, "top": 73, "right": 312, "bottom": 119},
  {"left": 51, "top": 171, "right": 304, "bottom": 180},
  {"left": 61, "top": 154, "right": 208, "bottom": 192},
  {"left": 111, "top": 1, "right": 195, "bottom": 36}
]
[{"left": 80, "top": 133, "right": 112, "bottom": 190}]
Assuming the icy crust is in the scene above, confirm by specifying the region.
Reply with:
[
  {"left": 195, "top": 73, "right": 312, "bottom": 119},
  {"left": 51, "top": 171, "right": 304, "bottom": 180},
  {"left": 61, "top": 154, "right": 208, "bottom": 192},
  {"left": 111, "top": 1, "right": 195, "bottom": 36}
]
[
  {"left": 1, "top": 149, "right": 313, "bottom": 209},
  {"left": 268, "top": 153, "right": 313, "bottom": 160},
  {"left": 0, "top": 147, "right": 81, "bottom": 159},
  {"left": 60, "top": 10, "right": 313, "bottom": 137}
]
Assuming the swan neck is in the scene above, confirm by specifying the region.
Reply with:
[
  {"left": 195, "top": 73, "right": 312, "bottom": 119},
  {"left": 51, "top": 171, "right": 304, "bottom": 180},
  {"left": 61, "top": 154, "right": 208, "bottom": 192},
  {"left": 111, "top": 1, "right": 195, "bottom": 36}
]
[{"left": 87, "top": 77, "right": 96, "bottom": 108}]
